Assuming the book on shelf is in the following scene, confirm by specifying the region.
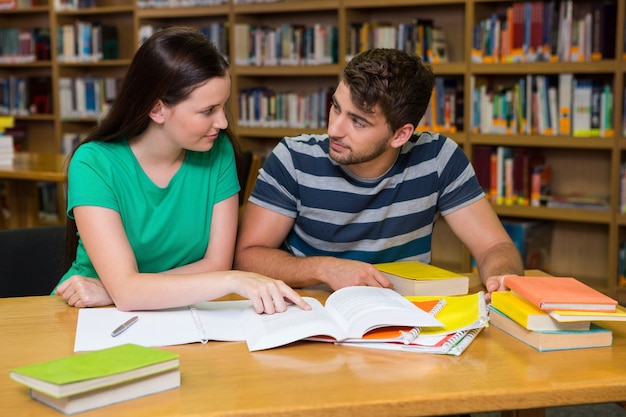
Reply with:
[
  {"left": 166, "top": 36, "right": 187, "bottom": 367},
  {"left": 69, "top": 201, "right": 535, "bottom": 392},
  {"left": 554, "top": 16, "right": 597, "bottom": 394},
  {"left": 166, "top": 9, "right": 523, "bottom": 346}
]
[
  {"left": 503, "top": 275, "right": 618, "bottom": 312},
  {"left": 75, "top": 287, "right": 443, "bottom": 352},
  {"left": 491, "top": 291, "right": 590, "bottom": 331},
  {"left": 10, "top": 344, "right": 180, "bottom": 415},
  {"left": 373, "top": 261, "right": 469, "bottom": 296},
  {"left": 501, "top": 218, "right": 552, "bottom": 271},
  {"left": 489, "top": 307, "right": 612, "bottom": 352}
]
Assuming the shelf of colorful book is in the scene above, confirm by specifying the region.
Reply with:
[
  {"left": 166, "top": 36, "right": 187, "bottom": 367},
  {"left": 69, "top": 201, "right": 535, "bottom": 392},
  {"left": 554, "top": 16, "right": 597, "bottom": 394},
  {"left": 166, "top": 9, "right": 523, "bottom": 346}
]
[
  {"left": 470, "top": 72, "right": 616, "bottom": 137},
  {"left": 343, "top": 2, "right": 464, "bottom": 63},
  {"left": 472, "top": 0, "right": 618, "bottom": 65}
]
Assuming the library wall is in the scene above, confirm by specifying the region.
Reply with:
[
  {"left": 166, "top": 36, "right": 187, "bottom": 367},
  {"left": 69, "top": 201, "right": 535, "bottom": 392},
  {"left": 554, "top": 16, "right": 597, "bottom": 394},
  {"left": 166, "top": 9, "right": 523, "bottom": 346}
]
[{"left": 1, "top": 0, "right": 626, "bottom": 301}]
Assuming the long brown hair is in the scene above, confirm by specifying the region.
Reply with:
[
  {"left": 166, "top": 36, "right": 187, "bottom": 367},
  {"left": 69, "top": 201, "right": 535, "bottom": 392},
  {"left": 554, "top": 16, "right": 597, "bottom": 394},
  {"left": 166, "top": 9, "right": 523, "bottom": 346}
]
[{"left": 64, "top": 26, "right": 242, "bottom": 270}]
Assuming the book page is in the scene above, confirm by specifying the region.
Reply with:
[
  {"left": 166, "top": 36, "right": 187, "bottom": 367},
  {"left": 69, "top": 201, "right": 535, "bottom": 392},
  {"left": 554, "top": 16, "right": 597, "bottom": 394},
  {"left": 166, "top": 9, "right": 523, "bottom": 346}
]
[
  {"left": 324, "top": 287, "right": 443, "bottom": 337},
  {"left": 74, "top": 300, "right": 250, "bottom": 352},
  {"left": 240, "top": 297, "right": 346, "bottom": 351}
]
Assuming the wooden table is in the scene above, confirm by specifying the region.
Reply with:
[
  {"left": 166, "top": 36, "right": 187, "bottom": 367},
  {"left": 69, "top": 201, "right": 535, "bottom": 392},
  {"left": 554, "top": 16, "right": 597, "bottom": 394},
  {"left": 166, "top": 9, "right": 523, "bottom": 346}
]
[
  {"left": 0, "top": 152, "right": 67, "bottom": 228},
  {"left": 2, "top": 283, "right": 626, "bottom": 417}
]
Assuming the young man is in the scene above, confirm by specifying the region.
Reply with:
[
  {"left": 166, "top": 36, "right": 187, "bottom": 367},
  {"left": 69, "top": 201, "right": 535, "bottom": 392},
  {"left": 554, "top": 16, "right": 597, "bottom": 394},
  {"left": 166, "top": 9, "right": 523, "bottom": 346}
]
[{"left": 234, "top": 48, "right": 523, "bottom": 300}]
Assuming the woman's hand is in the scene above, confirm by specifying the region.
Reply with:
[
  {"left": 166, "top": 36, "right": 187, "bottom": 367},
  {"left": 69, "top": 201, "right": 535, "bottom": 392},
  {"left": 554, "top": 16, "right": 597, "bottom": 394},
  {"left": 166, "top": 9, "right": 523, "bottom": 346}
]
[
  {"left": 228, "top": 271, "right": 311, "bottom": 314},
  {"left": 54, "top": 275, "right": 114, "bottom": 308}
]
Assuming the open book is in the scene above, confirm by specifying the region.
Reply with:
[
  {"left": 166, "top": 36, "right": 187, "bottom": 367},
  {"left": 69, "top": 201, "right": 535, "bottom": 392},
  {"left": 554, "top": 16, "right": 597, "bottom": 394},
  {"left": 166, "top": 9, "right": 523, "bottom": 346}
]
[
  {"left": 74, "top": 287, "right": 442, "bottom": 352},
  {"left": 240, "top": 286, "right": 443, "bottom": 351},
  {"left": 335, "top": 292, "right": 488, "bottom": 356}
]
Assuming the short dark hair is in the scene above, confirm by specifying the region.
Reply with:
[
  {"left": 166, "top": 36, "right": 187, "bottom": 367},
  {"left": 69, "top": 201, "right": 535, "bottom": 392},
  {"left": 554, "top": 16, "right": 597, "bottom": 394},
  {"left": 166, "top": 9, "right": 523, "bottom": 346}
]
[{"left": 342, "top": 48, "right": 434, "bottom": 132}]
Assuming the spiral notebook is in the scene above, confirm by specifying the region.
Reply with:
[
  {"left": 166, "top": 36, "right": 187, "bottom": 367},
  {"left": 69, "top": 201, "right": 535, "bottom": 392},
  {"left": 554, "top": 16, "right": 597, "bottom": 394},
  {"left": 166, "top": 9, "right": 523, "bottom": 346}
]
[
  {"left": 335, "top": 292, "right": 488, "bottom": 356},
  {"left": 74, "top": 301, "right": 251, "bottom": 352},
  {"left": 338, "top": 327, "right": 483, "bottom": 356}
]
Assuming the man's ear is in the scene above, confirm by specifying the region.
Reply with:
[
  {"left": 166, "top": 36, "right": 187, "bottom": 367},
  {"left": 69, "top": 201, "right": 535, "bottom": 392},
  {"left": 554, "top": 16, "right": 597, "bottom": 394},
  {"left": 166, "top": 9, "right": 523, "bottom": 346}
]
[
  {"left": 149, "top": 100, "right": 165, "bottom": 124},
  {"left": 390, "top": 123, "right": 415, "bottom": 148}
]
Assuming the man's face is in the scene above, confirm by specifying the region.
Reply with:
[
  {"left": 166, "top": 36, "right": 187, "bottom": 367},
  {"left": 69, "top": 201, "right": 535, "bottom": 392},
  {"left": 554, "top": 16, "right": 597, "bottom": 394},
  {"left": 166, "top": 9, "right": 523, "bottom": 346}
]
[{"left": 327, "top": 82, "right": 397, "bottom": 176}]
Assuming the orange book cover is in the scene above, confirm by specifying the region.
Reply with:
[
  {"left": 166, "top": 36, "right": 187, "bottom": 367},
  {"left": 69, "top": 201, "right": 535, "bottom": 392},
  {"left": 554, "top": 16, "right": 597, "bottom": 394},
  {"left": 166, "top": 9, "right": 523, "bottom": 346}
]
[{"left": 503, "top": 276, "right": 618, "bottom": 312}]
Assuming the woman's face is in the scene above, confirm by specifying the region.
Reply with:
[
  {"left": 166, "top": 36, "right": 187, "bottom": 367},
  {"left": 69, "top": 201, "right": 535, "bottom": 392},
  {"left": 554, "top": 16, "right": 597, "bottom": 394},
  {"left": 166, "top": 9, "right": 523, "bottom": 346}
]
[{"left": 161, "top": 74, "right": 231, "bottom": 152}]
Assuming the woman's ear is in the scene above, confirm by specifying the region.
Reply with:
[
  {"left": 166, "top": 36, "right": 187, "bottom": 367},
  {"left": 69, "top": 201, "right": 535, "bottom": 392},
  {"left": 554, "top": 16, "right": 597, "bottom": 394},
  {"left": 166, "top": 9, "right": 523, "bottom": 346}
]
[
  {"left": 390, "top": 123, "right": 415, "bottom": 149},
  {"left": 149, "top": 100, "right": 165, "bottom": 124}
]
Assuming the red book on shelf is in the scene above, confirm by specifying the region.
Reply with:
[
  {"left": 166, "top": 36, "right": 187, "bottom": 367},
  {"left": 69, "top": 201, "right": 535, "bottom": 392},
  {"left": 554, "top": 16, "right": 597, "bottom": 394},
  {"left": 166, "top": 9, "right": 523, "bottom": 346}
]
[{"left": 503, "top": 276, "right": 618, "bottom": 312}]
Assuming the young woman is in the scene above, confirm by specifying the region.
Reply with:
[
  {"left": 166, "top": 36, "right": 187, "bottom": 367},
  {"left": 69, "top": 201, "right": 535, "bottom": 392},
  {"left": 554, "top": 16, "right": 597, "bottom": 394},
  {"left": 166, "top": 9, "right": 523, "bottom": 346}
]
[{"left": 54, "top": 26, "right": 309, "bottom": 314}]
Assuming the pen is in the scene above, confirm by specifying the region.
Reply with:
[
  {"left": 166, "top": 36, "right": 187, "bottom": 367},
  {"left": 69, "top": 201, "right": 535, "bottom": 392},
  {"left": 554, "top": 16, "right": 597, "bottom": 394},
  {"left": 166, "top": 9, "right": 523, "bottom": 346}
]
[{"left": 111, "top": 316, "right": 139, "bottom": 337}]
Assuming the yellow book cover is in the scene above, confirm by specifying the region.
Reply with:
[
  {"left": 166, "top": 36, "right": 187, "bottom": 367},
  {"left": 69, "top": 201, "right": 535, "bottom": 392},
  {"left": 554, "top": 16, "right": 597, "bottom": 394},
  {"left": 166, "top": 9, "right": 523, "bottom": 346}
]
[
  {"left": 548, "top": 306, "right": 626, "bottom": 323},
  {"left": 375, "top": 261, "right": 468, "bottom": 296},
  {"left": 491, "top": 291, "right": 590, "bottom": 331},
  {"left": 406, "top": 292, "right": 488, "bottom": 336}
]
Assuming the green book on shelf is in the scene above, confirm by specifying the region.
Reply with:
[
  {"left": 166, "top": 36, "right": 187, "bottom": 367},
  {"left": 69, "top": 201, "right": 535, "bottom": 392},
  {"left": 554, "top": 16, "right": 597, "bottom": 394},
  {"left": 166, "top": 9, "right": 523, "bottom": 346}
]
[{"left": 9, "top": 344, "right": 180, "bottom": 414}]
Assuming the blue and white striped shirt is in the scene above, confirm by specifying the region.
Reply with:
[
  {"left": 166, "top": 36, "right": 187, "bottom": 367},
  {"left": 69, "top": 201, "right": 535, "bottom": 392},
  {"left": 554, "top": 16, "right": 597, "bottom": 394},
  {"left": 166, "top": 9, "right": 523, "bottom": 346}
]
[{"left": 249, "top": 131, "right": 484, "bottom": 264}]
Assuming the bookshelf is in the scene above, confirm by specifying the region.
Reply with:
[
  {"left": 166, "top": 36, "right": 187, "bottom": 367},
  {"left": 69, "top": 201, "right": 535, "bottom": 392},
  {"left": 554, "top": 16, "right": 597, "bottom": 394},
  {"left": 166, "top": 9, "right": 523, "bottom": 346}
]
[{"left": 1, "top": 0, "right": 626, "bottom": 302}]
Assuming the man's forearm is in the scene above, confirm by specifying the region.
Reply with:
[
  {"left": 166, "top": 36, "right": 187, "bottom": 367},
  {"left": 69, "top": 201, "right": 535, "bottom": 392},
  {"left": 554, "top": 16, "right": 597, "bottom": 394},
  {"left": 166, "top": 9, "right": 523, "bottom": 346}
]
[
  {"left": 234, "top": 247, "right": 326, "bottom": 288},
  {"left": 476, "top": 241, "right": 525, "bottom": 285}
]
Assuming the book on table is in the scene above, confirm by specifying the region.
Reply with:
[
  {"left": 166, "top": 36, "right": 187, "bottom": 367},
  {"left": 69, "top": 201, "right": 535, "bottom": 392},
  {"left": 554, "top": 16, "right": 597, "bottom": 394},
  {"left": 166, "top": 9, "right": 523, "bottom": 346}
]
[
  {"left": 548, "top": 306, "right": 626, "bottom": 323},
  {"left": 490, "top": 290, "right": 591, "bottom": 331},
  {"left": 374, "top": 261, "right": 469, "bottom": 296},
  {"left": 335, "top": 292, "right": 489, "bottom": 356},
  {"left": 74, "top": 286, "right": 443, "bottom": 352},
  {"left": 9, "top": 344, "right": 180, "bottom": 415},
  {"left": 239, "top": 286, "right": 443, "bottom": 351},
  {"left": 503, "top": 275, "right": 618, "bottom": 311},
  {"left": 489, "top": 307, "right": 613, "bottom": 352}
]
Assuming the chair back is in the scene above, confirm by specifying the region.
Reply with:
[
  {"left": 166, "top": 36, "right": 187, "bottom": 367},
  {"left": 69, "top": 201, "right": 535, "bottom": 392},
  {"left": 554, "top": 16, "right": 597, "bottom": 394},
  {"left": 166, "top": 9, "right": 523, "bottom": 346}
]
[{"left": 0, "top": 225, "right": 66, "bottom": 297}]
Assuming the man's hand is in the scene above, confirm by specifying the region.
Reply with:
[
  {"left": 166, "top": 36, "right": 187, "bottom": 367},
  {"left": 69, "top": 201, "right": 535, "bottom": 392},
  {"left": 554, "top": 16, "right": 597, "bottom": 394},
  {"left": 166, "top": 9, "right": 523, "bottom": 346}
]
[
  {"left": 54, "top": 275, "right": 114, "bottom": 308},
  {"left": 319, "top": 258, "right": 393, "bottom": 290},
  {"left": 483, "top": 274, "right": 518, "bottom": 303}
]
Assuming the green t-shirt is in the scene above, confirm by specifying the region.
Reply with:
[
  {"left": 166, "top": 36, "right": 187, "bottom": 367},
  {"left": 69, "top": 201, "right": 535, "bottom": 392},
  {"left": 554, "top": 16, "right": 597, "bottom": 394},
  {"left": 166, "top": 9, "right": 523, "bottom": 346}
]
[{"left": 57, "top": 133, "right": 239, "bottom": 286}]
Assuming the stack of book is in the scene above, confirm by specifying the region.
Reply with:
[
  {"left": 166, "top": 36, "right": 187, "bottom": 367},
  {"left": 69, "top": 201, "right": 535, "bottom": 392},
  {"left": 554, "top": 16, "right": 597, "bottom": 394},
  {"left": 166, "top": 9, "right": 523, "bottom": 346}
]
[
  {"left": 489, "top": 276, "right": 626, "bottom": 351},
  {"left": 9, "top": 344, "right": 180, "bottom": 415}
]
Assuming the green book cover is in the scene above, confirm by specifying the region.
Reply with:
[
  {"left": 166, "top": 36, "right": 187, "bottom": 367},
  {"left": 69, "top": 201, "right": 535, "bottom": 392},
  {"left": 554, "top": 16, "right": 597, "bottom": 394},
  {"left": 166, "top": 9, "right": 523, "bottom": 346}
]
[{"left": 10, "top": 344, "right": 179, "bottom": 398}]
